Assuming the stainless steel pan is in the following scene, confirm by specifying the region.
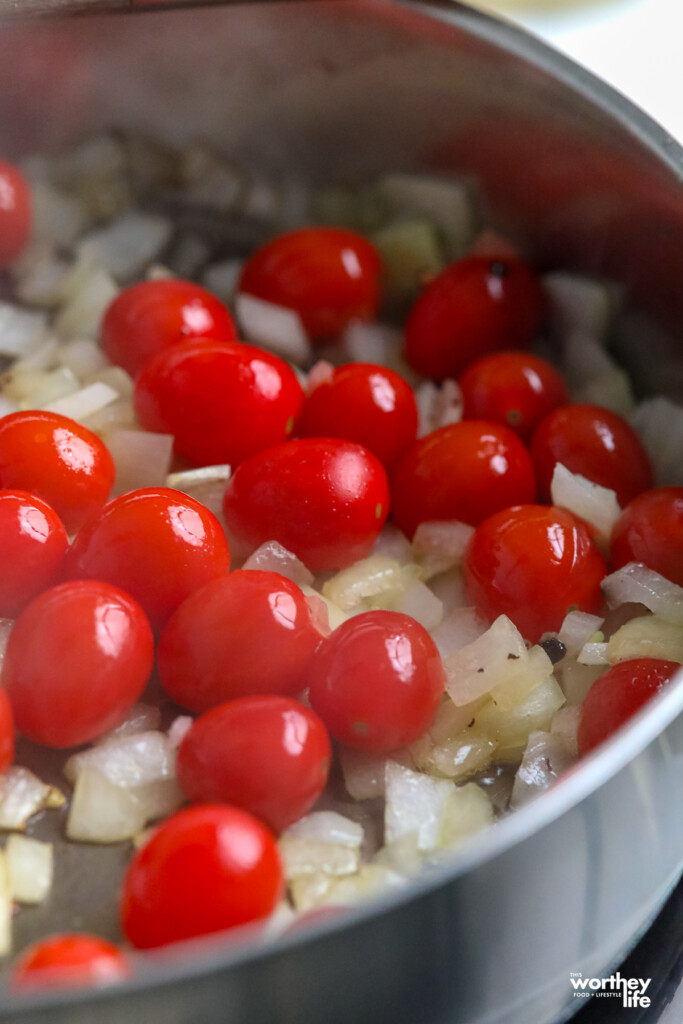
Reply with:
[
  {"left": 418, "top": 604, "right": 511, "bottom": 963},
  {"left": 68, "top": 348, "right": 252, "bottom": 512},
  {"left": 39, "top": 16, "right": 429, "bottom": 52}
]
[{"left": 0, "top": 2, "right": 682, "bottom": 1022}]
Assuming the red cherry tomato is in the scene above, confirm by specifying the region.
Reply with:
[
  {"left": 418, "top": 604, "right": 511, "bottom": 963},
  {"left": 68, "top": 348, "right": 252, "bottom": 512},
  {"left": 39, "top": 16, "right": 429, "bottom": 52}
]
[
  {"left": 120, "top": 804, "right": 284, "bottom": 949},
  {"left": 134, "top": 340, "right": 303, "bottom": 467},
  {"left": 238, "top": 227, "right": 382, "bottom": 341},
  {"left": 530, "top": 403, "right": 653, "bottom": 507},
  {"left": 158, "top": 570, "right": 321, "bottom": 712},
  {"left": 222, "top": 438, "right": 389, "bottom": 572},
  {"left": 12, "top": 934, "right": 130, "bottom": 991},
  {"left": 307, "top": 610, "right": 444, "bottom": 750},
  {"left": 404, "top": 256, "right": 545, "bottom": 380},
  {"left": 463, "top": 504, "right": 606, "bottom": 642},
  {"left": 64, "top": 488, "right": 231, "bottom": 630},
  {"left": 0, "top": 687, "right": 14, "bottom": 774},
  {"left": 577, "top": 658, "right": 679, "bottom": 755},
  {"left": 0, "top": 490, "right": 68, "bottom": 617},
  {"left": 0, "top": 411, "right": 115, "bottom": 534},
  {"left": 390, "top": 420, "right": 536, "bottom": 539},
  {"left": 177, "top": 696, "right": 331, "bottom": 833},
  {"left": 0, "top": 160, "right": 31, "bottom": 267},
  {"left": 459, "top": 351, "right": 568, "bottom": 442},
  {"left": 298, "top": 362, "right": 418, "bottom": 469},
  {"left": 610, "top": 487, "right": 683, "bottom": 587},
  {"left": 101, "top": 278, "right": 237, "bottom": 376},
  {"left": 3, "top": 580, "right": 154, "bottom": 748}
]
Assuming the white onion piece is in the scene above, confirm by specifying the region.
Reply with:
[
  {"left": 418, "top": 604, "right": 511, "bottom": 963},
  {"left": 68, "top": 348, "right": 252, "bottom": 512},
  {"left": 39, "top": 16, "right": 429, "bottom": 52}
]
[
  {"left": 373, "top": 830, "right": 423, "bottom": 875},
  {"left": 11, "top": 337, "right": 60, "bottom": 374},
  {"left": 383, "top": 580, "right": 443, "bottom": 632},
  {"left": 431, "top": 606, "right": 488, "bottom": 659},
  {"left": 322, "top": 555, "right": 404, "bottom": 612},
  {"left": 235, "top": 292, "right": 311, "bottom": 365},
  {"left": 556, "top": 610, "right": 605, "bottom": 658},
  {"left": 167, "top": 716, "right": 194, "bottom": 750},
  {"left": 510, "top": 731, "right": 576, "bottom": 809},
  {"left": 305, "top": 359, "right": 335, "bottom": 394},
  {"left": 132, "top": 779, "right": 186, "bottom": 822},
  {"left": 29, "top": 180, "right": 88, "bottom": 247},
  {"left": 631, "top": 396, "right": 683, "bottom": 486},
  {"left": 43, "top": 381, "right": 119, "bottom": 421},
  {"left": 375, "top": 173, "right": 476, "bottom": 258},
  {"left": 79, "top": 213, "right": 172, "bottom": 281},
  {"left": 550, "top": 463, "right": 621, "bottom": 543},
  {"left": 370, "top": 524, "right": 412, "bottom": 566},
  {"left": 98, "top": 703, "right": 162, "bottom": 743},
  {"left": 556, "top": 660, "right": 603, "bottom": 707},
  {"left": 602, "top": 562, "right": 683, "bottom": 624},
  {"left": 339, "top": 745, "right": 415, "bottom": 801},
  {"left": 166, "top": 464, "right": 231, "bottom": 524},
  {"left": 550, "top": 706, "right": 580, "bottom": 757},
  {"left": 372, "top": 218, "right": 443, "bottom": 302},
  {"left": 279, "top": 837, "right": 360, "bottom": 879},
  {"left": 475, "top": 677, "right": 566, "bottom": 755},
  {"left": 577, "top": 641, "right": 609, "bottom": 666},
  {"left": 300, "top": 585, "right": 347, "bottom": 633},
  {"left": 4, "top": 365, "right": 79, "bottom": 408},
  {"left": 202, "top": 258, "right": 243, "bottom": 304},
  {"left": 0, "top": 396, "right": 18, "bottom": 417},
  {"left": 261, "top": 901, "right": 297, "bottom": 939},
  {"left": 561, "top": 332, "right": 634, "bottom": 415},
  {"left": 0, "top": 303, "right": 49, "bottom": 358},
  {"left": 428, "top": 695, "right": 488, "bottom": 744},
  {"left": 14, "top": 246, "right": 70, "bottom": 308},
  {"left": 55, "top": 252, "right": 119, "bottom": 341},
  {"left": 242, "top": 540, "right": 314, "bottom": 588},
  {"left": 415, "top": 379, "right": 462, "bottom": 437},
  {"left": 104, "top": 429, "right": 174, "bottom": 496},
  {"left": 0, "top": 767, "right": 65, "bottom": 831},
  {"left": 0, "top": 852, "right": 10, "bottom": 956},
  {"left": 439, "top": 784, "right": 494, "bottom": 848},
  {"left": 542, "top": 272, "right": 618, "bottom": 343},
  {"left": 412, "top": 520, "right": 474, "bottom": 578},
  {"left": 67, "top": 767, "right": 146, "bottom": 843},
  {"left": 342, "top": 320, "right": 401, "bottom": 367},
  {"left": 6, "top": 835, "right": 53, "bottom": 904},
  {"left": 607, "top": 614, "right": 683, "bottom": 665},
  {"left": 317, "top": 865, "right": 406, "bottom": 908},
  {"left": 384, "top": 762, "right": 454, "bottom": 852},
  {"left": 64, "top": 731, "right": 175, "bottom": 789},
  {"left": 411, "top": 726, "right": 496, "bottom": 783},
  {"left": 60, "top": 338, "right": 111, "bottom": 379},
  {"left": 284, "top": 811, "right": 363, "bottom": 849}
]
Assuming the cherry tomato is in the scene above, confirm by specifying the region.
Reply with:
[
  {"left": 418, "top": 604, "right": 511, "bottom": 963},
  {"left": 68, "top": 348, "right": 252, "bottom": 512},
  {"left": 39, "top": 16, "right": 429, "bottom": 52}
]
[
  {"left": 403, "top": 255, "right": 545, "bottom": 380},
  {"left": 459, "top": 351, "right": 568, "bottom": 442},
  {"left": 64, "top": 487, "right": 231, "bottom": 630},
  {"left": 120, "top": 804, "right": 284, "bottom": 949},
  {"left": 530, "top": 403, "right": 653, "bottom": 507},
  {"left": 177, "top": 696, "right": 331, "bottom": 833},
  {"left": 222, "top": 438, "right": 389, "bottom": 572},
  {"left": 610, "top": 487, "right": 683, "bottom": 587},
  {"left": 101, "top": 278, "right": 237, "bottom": 376},
  {"left": 3, "top": 580, "right": 154, "bottom": 748},
  {"left": 0, "top": 411, "right": 115, "bottom": 534},
  {"left": 238, "top": 227, "right": 382, "bottom": 341},
  {"left": 578, "top": 658, "right": 679, "bottom": 755},
  {"left": 12, "top": 934, "right": 130, "bottom": 991},
  {"left": 0, "top": 490, "right": 68, "bottom": 617},
  {"left": 134, "top": 340, "right": 303, "bottom": 467},
  {"left": 0, "top": 160, "right": 31, "bottom": 267},
  {"left": 298, "top": 362, "right": 418, "bottom": 469},
  {"left": 307, "top": 610, "right": 444, "bottom": 750},
  {"left": 390, "top": 420, "right": 536, "bottom": 539},
  {"left": 158, "top": 570, "right": 321, "bottom": 712},
  {"left": 463, "top": 504, "right": 606, "bottom": 642},
  {"left": 0, "top": 687, "right": 14, "bottom": 774}
]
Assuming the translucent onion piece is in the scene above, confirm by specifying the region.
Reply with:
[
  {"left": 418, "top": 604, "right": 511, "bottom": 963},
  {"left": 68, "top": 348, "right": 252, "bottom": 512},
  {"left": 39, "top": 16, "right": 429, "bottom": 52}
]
[
  {"left": 167, "top": 716, "right": 194, "bottom": 750},
  {"left": 384, "top": 761, "right": 455, "bottom": 852},
  {"left": 428, "top": 695, "right": 489, "bottom": 744},
  {"left": 631, "top": 396, "right": 683, "bottom": 487},
  {"left": 607, "top": 614, "right": 683, "bottom": 665},
  {"left": 300, "top": 585, "right": 347, "bottom": 633},
  {"left": 0, "top": 303, "right": 49, "bottom": 358},
  {"left": 104, "top": 429, "right": 174, "bottom": 496},
  {"left": 577, "top": 641, "right": 609, "bottom": 666},
  {"left": 370, "top": 524, "right": 413, "bottom": 565},
  {"left": 339, "top": 745, "right": 415, "bottom": 801},
  {"left": 373, "top": 830, "right": 423, "bottom": 875},
  {"left": 284, "top": 811, "right": 364, "bottom": 849},
  {"left": 243, "top": 540, "right": 314, "bottom": 588},
  {"left": 556, "top": 610, "right": 605, "bottom": 658},
  {"left": 318, "top": 865, "right": 405, "bottom": 908},
  {"left": 67, "top": 768, "right": 147, "bottom": 843},
  {"left": 415, "top": 379, "right": 462, "bottom": 437},
  {"left": 305, "top": 360, "right": 335, "bottom": 395},
  {"left": 550, "top": 706, "right": 581, "bottom": 758},
  {"left": 0, "top": 767, "right": 65, "bottom": 831},
  {"left": 411, "top": 726, "right": 496, "bottom": 783},
  {"left": 6, "top": 835, "right": 53, "bottom": 904},
  {"left": 374, "top": 173, "right": 477, "bottom": 259},
  {"left": 438, "top": 784, "right": 494, "bottom": 848},
  {"left": 97, "top": 703, "right": 162, "bottom": 743},
  {"left": 474, "top": 677, "right": 566, "bottom": 760},
  {"left": 202, "top": 258, "right": 243, "bottom": 304},
  {"left": 379, "top": 580, "right": 443, "bottom": 632},
  {"left": 431, "top": 606, "right": 488, "bottom": 660},
  {"left": 0, "top": 618, "right": 15, "bottom": 669},
  {"left": 60, "top": 338, "right": 111, "bottom": 380},
  {"left": 55, "top": 252, "right": 119, "bottom": 341},
  {"left": 78, "top": 213, "right": 172, "bottom": 281},
  {"left": 550, "top": 463, "right": 621, "bottom": 543},
  {"left": 412, "top": 520, "right": 475, "bottom": 579},
  {"left": 279, "top": 838, "right": 360, "bottom": 880},
  {"left": 165, "top": 464, "right": 231, "bottom": 524},
  {"left": 510, "top": 731, "right": 576, "bottom": 809},
  {"left": 64, "top": 731, "right": 176, "bottom": 788},
  {"left": 131, "top": 779, "right": 186, "bottom": 823},
  {"left": 44, "top": 381, "right": 119, "bottom": 422},
  {"left": 371, "top": 218, "right": 443, "bottom": 303},
  {"left": 542, "top": 272, "right": 618, "bottom": 343},
  {"left": 235, "top": 293, "right": 311, "bottom": 365},
  {"left": 602, "top": 562, "right": 683, "bottom": 624},
  {"left": 322, "top": 555, "right": 404, "bottom": 612},
  {"left": 0, "top": 852, "right": 10, "bottom": 956},
  {"left": 342, "top": 320, "right": 401, "bottom": 368}
]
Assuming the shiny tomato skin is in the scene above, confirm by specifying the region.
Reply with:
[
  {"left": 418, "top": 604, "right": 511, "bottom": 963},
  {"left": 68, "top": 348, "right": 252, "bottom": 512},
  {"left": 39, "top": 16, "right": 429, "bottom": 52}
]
[
  {"left": 404, "top": 256, "right": 544, "bottom": 380},
  {"left": 459, "top": 351, "right": 568, "bottom": 442},
  {"left": 63, "top": 487, "right": 231, "bottom": 630},
  {"left": 298, "top": 362, "right": 418, "bottom": 469},
  {"left": 12, "top": 934, "right": 130, "bottom": 991},
  {"left": 134, "top": 340, "right": 303, "bottom": 467},
  {"left": 463, "top": 504, "right": 606, "bottom": 642},
  {"left": 222, "top": 438, "right": 389, "bottom": 572},
  {"left": 0, "top": 687, "right": 14, "bottom": 774},
  {"left": 3, "top": 580, "right": 154, "bottom": 748},
  {"left": 0, "top": 161, "right": 31, "bottom": 267},
  {"left": 390, "top": 420, "right": 536, "bottom": 539},
  {"left": 238, "top": 227, "right": 382, "bottom": 341},
  {"left": 307, "top": 610, "right": 444, "bottom": 750},
  {"left": 0, "top": 411, "right": 115, "bottom": 534},
  {"left": 610, "top": 487, "right": 683, "bottom": 586},
  {"left": 531, "top": 403, "right": 653, "bottom": 507},
  {"left": 158, "top": 570, "right": 320, "bottom": 712},
  {"left": 578, "top": 658, "right": 679, "bottom": 755},
  {"left": 177, "top": 696, "right": 331, "bottom": 833},
  {"left": 120, "top": 804, "right": 284, "bottom": 949},
  {"left": 0, "top": 490, "right": 68, "bottom": 617},
  {"left": 101, "top": 278, "right": 237, "bottom": 376}
]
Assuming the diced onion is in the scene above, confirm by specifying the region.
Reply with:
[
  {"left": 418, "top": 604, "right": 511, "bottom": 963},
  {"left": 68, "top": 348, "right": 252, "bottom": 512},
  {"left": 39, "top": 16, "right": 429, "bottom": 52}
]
[
  {"left": 0, "top": 852, "right": 10, "bottom": 956},
  {"left": 284, "top": 811, "right": 364, "bottom": 849},
  {"left": 167, "top": 716, "right": 194, "bottom": 750},
  {"left": 438, "top": 783, "right": 494, "bottom": 848},
  {"left": 444, "top": 615, "right": 549, "bottom": 707},
  {"left": 322, "top": 555, "right": 404, "bottom": 612},
  {"left": 55, "top": 251, "right": 119, "bottom": 341},
  {"left": 577, "top": 641, "right": 609, "bottom": 666},
  {"left": 104, "top": 429, "right": 174, "bottom": 495},
  {"left": 602, "top": 562, "right": 683, "bottom": 624},
  {"left": 97, "top": 703, "right": 162, "bottom": 743},
  {"left": 342, "top": 319, "right": 403, "bottom": 369},
  {"left": 339, "top": 745, "right": 415, "bottom": 801},
  {"left": 0, "top": 767, "right": 65, "bottom": 831},
  {"left": 43, "top": 381, "right": 119, "bottom": 421},
  {"left": 607, "top": 614, "right": 683, "bottom": 664},
  {"left": 384, "top": 761, "right": 455, "bottom": 852},
  {"left": 66, "top": 767, "right": 146, "bottom": 843},
  {"left": 279, "top": 837, "right": 360, "bottom": 879},
  {"left": 65, "top": 730, "right": 176, "bottom": 788},
  {"left": 631, "top": 396, "right": 683, "bottom": 486},
  {"left": 415, "top": 379, "right": 462, "bottom": 437},
  {"left": 6, "top": 835, "right": 53, "bottom": 905},
  {"left": 381, "top": 580, "right": 443, "bottom": 632},
  {"left": 235, "top": 292, "right": 311, "bottom": 365},
  {"left": 305, "top": 359, "right": 335, "bottom": 394},
  {"left": 201, "top": 259, "right": 243, "bottom": 304},
  {"left": 78, "top": 213, "right": 172, "bottom": 281},
  {"left": 242, "top": 540, "right": 314, "bottom": 588},
  {"left": 59, "top": 338, "right": 111, "bottom": 380},
  {"left": 166, "top": 464, "right": 231, "bottom": 524},
  {"left": 556, "top": 610, "right": 605, "bottom": 658},
  {"left": 542, "top": 272, "right": 618, "bottom": 343},
  {"left": 550, "top": 706, "right": 580, "bottom": 757},
  {"left": 475, "top": 677, "right": 566, "bottom": 759},
  {"left": 411, "top": 520, "right": 475, "bottom": 579},
  {"left": 411, "top": 725, "right": 496, "bottom": 783},
  {"left": 374, "top": 173, "right": 477, "bottom": 259},
  {"left": 550, "top": 463, "right": 621, "bottom": 543},
  {"left": 0, "top": 303, "right": 49, "bottom": 358},
  {"left": 510, "top": 730, "right": 576, "bottom": 808}
]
